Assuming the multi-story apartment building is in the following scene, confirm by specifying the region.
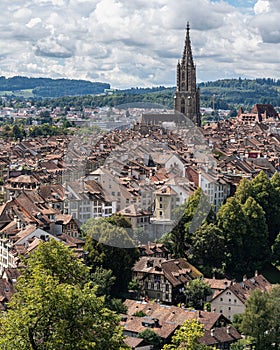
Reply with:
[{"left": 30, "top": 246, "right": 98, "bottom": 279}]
[
  {"left": 198, "top": 170, "right": 231, "bottom": 212},
  {"left": 132, "top": 257, "right": 202, "bottom": 304}
]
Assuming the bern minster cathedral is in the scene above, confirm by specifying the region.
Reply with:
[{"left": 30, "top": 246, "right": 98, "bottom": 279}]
[
  {"left": 140, "top": 23, "right": 201, "bottom": 127},
  {"left": 174, "top": 22, "right": 201, "bottom": 126}
]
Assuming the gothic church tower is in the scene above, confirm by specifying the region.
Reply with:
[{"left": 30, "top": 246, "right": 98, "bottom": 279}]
[{"left": 174, "top": 23, "right": 201, "bottom": 126}]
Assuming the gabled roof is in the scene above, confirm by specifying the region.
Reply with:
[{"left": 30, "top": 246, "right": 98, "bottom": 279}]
[
  {"left": 211, "top": 274, "right": 272, "bottom": 304},
  {"left": 201, "top": 326, "right": 242, "bottom": 346},
  {"left": 133, "top": 257, "right": 202, "bottom": 287},
  {"left": 124, "top": 299, "right": 237, "bottom": 332}
]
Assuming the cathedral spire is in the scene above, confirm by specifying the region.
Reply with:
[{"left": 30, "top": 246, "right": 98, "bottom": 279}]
[
  {"left": 182, "top": 21, "right": 194, "bottom": 67},
  {"left": 174, "top": 22, "right": 201, "bottom": 126}
]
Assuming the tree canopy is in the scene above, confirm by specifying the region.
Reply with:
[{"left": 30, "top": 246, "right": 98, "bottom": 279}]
[
  {"left": 184, "top": 278, "right": 212, "bottom": 310},
  {"left": 82, "top": 217, "right": 139, "bottom": 297},
  {"left": 162, "top": 319, "right": 212, "bottom": 350},
  {"left": 240, "top": 285, "right": 280, "bottom": 350},
  {"left": 0, "top": 240, "right": 127, "bottom": 350}
]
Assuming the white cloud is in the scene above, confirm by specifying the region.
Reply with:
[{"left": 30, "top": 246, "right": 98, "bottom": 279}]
[
  {"left": 254, "top": 0, "right": 270, "bottom": 14},
  {"left": 26, "top": 17, "right": 42, "bottom": 28},
  {"left": 0, "top": 0, "right": 279, "bottom": 88}
]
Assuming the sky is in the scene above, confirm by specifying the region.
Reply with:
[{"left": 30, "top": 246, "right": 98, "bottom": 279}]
[{"left": 0, "top": 0, "right": 279, "bottom": 89}]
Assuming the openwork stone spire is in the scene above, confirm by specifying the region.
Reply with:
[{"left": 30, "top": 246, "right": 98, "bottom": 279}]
[
  {"left": 182, "top": 21, "right": 194, "bottom": 67},
  {"left": 174, "top": 22, "right": 201, "bottom": 126}
]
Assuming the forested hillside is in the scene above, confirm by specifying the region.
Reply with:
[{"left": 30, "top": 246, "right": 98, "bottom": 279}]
[
  {"left": 1, "top": 76, "right": 280, "bottom": 109},
  {"left": 0, "top": 76, "right": 110, "bottom": 97},
  {"left": 199, "top": 78, "right": 280, "bottom": 109}
]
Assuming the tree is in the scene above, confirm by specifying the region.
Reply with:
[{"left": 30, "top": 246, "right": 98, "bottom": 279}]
[
  {"left": 270, "top": 172, "right": 280, "bottom": 240},
  {"left": 39, "top": 110, "right": 52, "bottom": 124},
  {"left": 82, "top": 218, "right": 139, "bottom": 297},
  {"left": 251, "top": 171, "right": 276, "bottom": 243},
  {"left": 234, "top": 177, "right": 252, "bottom": 205},
  {"left": 137, "top": 328, "right": 162, "bottom": 349},
  {"left": 12, "top": 124, "right": 25, "bottom": 140},
  {"left": 272, "top": 232, "right": 280, "bottom": 266},
  {"left": 184, "top": 278, "right": 212, "bottom": 310},
  {"left": 217, "top": 197, "right": 247, "bottom": 277},
  {"left": 0, "top": 240, "right": 127, "bottom": 350},
  {"left": 170, "top": 188, "right": 213, "bottom": 258},
  {"left": 240, "top": 290, "right": 272, "bottom": 350},
  {"left": 241, "top": 196, "right": 270, "bottom": 273},
  {"left": 162, "top": 319, "right": 211, "bottom": 350},
  {"left": 190, "top": 223, "right": 225, "bottom": 276},
  {"left": 267, "top": 285, "right": 280, "bottom": 349}
]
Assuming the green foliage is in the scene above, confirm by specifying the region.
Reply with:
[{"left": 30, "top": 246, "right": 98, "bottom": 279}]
[
  {"left": 272, "top": 233, "right": 280, "bottom": 266},
  {"left": 133, "top": 310, "right": 147, "bottom": 317},
  {"left": 164, "top": 171, "right": 280, "bottom": 279},
  {"left": 28, "top": 124, "right": 67, "bottom": 137},
  {"left": 217, "top": 187, "right": 271, "bottom": 278},
  {"left": 190, "top": 223, "right": 225, "bottom": 275},
  {"left": 217, "top": 197, "right": 247, "bottom": 276},
  {"left": 184, "top": 278, "right": 212, "bottom": 310},
  {"left": 128, "top": 278, "right": 140, "bottom": 291},
  {"left": 240, "top": 286, "right": 280, "bottom": 350},
  {"left": 232, "top": 313, "right": 243, "bottom": 333},
  {"left": 0, "top": 76, "right": 110, "bottom": 97},
  {"left": 251, "top": 171, "right": 275, "bottom": 241},
  {"left": 170, "top": 188, "right": 212, "bottom": 258},
  {"left": 105, "top": 213, "right": 132, "bottom": 228},
  {"left": 91, "top": 266, "right": 115, "bottom": 296},
  {"left": 270, "top": 172, "right": 280, "bottom": 241},
  {"left": 137, "top": 328, "right": 162, "bottom": 348},
  {"left": 162, "top": 319, "right": 211, "bottom": 350},
  {"left": 0, "top": 240, "right": 127, "bottom": 350},
  {"left": 199, "top": 78, "right": 280, "bottom": 107},
  {"left": 82, "top": 217, "right": 139, "bottom": 297},
  {"left": 241, "top": 197, "right": 270, "bottom": 269},
  {"left": 230, "top": 339, "right": 254, "bottom": 350},
  {"left": 234, "top": 178, "right": 252, "bottom": 204},
  {"left": 1, "top": 77, "right": 280, "bottom": 109}
]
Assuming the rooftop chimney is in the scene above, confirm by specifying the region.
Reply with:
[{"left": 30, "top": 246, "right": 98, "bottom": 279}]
[{"left": 227, "top": 326, "right": 231, "bottom": 335}]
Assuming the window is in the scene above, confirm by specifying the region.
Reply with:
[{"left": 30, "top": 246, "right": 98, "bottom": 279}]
[
  {"left": 159, "top": 196, "right": 163, "bottom": 202},
  {"left": 229, "top": 299, "right": 231, "bottom": 303},
  {"left": 70, "top": 202, "right": 77, "bottom": 209},
  {"left": 228, "top": 307, "right": 231, "bottom": 310},
  {"left": 159, "top": 211, "right": 163, "bottom": 217},
  {"left": 220, "top": 297, "right": 223, "bottom": 301},
  {"left": 151, "top": 283, "right": 154, "bottom": 290},
  {"left": 166, "top": 285, "right": 169, "bottom": 292},
  {"left": 159, "top": 204, "right": 163, "bottom": 209}
]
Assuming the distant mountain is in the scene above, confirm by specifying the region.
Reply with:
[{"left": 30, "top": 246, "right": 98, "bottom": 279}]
[{"left": 0, "top": 76, "right": 110, "bottom": 98}]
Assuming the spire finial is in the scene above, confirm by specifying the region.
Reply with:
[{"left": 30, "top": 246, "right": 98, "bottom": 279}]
[{"left": 182, "top": 21, "right": 194, "bottom": 66}]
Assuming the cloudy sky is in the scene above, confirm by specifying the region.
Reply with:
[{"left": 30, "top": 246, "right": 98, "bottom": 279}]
[{"left": 0, "top": 0, "right": 279, "bottom": 88}]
